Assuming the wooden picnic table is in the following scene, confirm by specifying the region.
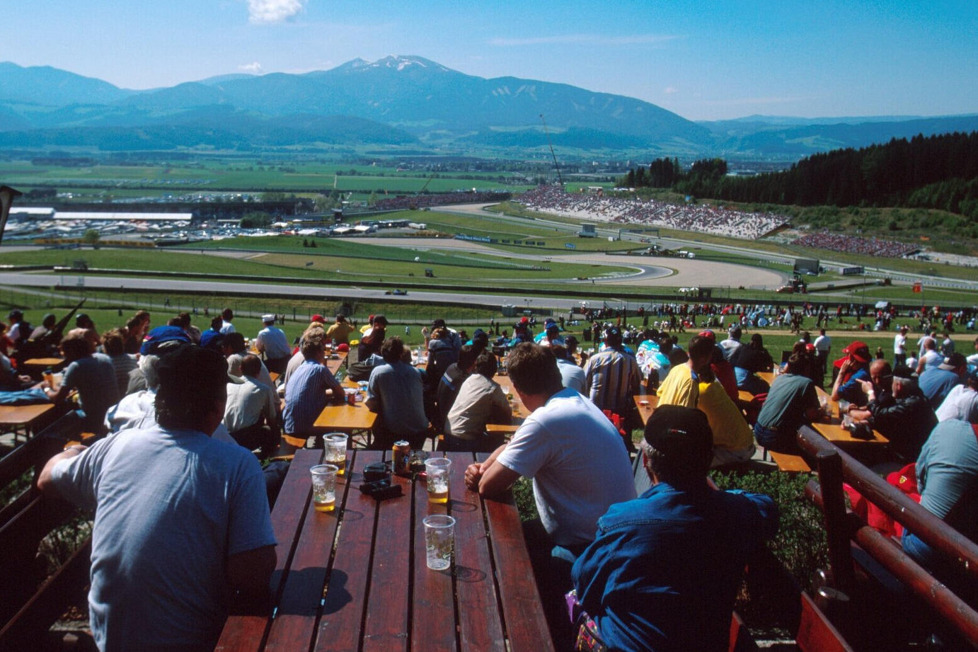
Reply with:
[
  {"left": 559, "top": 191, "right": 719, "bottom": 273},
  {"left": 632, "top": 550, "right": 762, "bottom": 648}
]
[
  {"left": 0, "top": 403, "right": 58, "bottom": 441},
  {"left": 216, "top": 449, "right": 555, "bottom": 652},
  {"left": 313, "top": 403, "right": 377, "bottom": 435},
  {"left": 633, "top": 394, "right": 659, "bottom": 426},
  {"left": 325, "top": 351, "right": 348, "bottom": 375}
]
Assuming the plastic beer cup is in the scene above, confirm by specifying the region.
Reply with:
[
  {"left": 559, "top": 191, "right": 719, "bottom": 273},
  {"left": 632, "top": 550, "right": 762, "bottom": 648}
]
[
  {"left": 325, "top": 433, "right": 348, "bottom": 475},
  {"left": 423, "top": 514, "right": 455, "bottom": 570},
  {"left": 310, "top": 464, "right": 338, "bottom": 512},
  {"left": 425, "top": 458, "right": 451, "bottom": 504}
]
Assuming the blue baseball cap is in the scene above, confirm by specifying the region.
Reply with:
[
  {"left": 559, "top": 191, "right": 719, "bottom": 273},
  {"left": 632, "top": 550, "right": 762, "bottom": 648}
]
[{"left": 141, "top": 326, "right": 191, "bottom": 355}]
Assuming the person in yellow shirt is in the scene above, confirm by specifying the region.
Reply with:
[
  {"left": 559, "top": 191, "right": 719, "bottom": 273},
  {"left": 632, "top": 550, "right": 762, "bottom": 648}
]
[
  {"left": 656, "top": 335, "right": 714, "bottom": 408},
  {"left": 695, "top": 367, "right": 755, "bottom": 467}
]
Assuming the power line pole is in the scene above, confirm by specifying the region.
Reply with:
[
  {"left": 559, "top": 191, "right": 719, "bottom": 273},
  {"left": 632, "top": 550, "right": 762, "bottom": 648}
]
[{"left": 539, "top": 114, "right": 563, "bottom": 186}]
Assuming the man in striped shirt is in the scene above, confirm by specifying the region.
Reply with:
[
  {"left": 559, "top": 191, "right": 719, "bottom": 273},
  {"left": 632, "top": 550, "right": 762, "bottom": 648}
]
[{"left": 584, "top": 326, "right": 641, "bottom": 419}]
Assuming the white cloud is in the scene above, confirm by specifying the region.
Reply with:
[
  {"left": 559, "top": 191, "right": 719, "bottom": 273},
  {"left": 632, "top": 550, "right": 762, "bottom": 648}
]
[
  {"left": 239, "top": 61, "right": 264, "bottom": 74},
  {"left": 664, "top": 86, "right": 678, "bottom": 95},
  {"left": 246, "top": 0, "right": 307, "bottom": 24},
  {"left": 489, "top": 34, "right": 679, "bottom": 47}
]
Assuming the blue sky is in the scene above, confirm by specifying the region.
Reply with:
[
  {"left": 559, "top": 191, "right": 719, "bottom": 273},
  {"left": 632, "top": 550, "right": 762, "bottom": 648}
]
[{"left": 4, "top": 0, "right": 976, "bottom": 121}]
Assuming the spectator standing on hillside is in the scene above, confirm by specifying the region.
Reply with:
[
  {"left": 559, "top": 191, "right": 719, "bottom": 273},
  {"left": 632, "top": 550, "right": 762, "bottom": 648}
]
[
  {"left": 255, "top": 314, "right": 291, "bottom": 374},
  {"left": 894, "top": 325, "right": 909, "bottom": 368},
  {"left": 813, "top": 328, "right": 831, "bottom": 387}
]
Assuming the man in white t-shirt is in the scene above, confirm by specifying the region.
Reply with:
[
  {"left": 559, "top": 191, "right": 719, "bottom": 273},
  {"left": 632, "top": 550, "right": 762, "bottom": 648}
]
[
  {"left": 39, "top": 344, "right": 276, "bottom": 651},
  {"left": 465, "top": 343, "right": 635, "bottom": 548},
  {"left": 464, "top": 342, "right": 635, "bottom": 648},
  {"left": 894, "top": 325, "right": 909, "bottom": 368}
]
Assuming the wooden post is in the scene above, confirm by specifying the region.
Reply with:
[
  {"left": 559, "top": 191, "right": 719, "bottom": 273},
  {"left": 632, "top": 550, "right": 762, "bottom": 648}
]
[{"left": 813, "top": 448, "right": 855, "bottom": 594}]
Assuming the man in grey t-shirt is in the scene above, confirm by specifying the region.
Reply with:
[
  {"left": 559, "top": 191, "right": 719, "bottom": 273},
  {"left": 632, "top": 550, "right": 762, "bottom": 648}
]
[{"left": 39, "top": 344, "right": 276, "bottom": 651}]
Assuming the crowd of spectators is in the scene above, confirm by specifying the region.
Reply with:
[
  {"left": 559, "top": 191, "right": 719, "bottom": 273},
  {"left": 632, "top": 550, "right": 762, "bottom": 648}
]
[
  {"left": 516, "top": 185, "right": 789, "bottom": 240},
  {"left": 372, "top": 190, "right": 510, "bottom": 211},
  {"left": 790, "top": 230, "right": 917, "bottom": 258}
]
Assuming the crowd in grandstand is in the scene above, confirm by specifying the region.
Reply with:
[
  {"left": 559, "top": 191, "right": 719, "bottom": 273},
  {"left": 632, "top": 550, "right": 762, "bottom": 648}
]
[
  {"left": 790, "top": 230, "right": 917, "bottom": 258},
  {"left": 515, "top": 185, "right": 789, "bottom": 240},
  {"left": 372, "top": 191, "right": 510, "bottom": 211}
]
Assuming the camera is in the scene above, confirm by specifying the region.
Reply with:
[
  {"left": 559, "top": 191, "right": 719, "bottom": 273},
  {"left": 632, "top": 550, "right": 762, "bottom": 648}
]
[
  {"left": 359, "top": 478, "right": 403, "bottom": 501},
  {"left": 363, "top": 461, "right": 390, "bottom": 482}
]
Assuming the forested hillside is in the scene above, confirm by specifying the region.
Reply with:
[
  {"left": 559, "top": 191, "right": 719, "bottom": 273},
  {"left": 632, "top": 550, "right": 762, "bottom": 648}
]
[{"left": 624, "top": 132, "right": 978, "bottom": 221}]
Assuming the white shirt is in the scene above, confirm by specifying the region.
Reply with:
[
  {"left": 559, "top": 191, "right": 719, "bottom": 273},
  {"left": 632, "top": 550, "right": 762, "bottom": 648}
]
[
  {"left": 935, "top": 385, "right": 978, "bottom": 423},
  {"left": 495, "top": 388, "right": 636, "bottom": 546},
  {"left": 814, "top": 334, "right": 831, "bottom": 353},
  {"left": 224, "top": 376, "right": 278, "bottom": 432},
  {"left": 894, "top": 333, "right": 907, "bottom": 355}
]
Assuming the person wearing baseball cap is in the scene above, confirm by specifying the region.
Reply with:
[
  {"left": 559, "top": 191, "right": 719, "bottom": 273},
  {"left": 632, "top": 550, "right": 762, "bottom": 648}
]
[
  {"left": 831, "top": 340, "right": 872, "bottom": 404},
  {"left": 255, "top": 314, "right": 291, "bottom": 375},
  {"left": 571, "top": 405, "right": 777, "bottom": 651}
]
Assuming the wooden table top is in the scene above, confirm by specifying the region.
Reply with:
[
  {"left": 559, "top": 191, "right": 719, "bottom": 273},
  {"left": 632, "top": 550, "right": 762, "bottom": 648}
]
[
  {"left": 0, "top": 403, "right": 56, "bottom": 427},
  {"left": 633, "top": 394, "right": 659, "bottom": 426},
  {"left": 325, "top": 351, "right": 348, "bottom": 375},
  {"left": 21, "top": 357, "right": 66, "bottom": 368},
  {"left": 216, "top": 449, "right": 554, "bottom": 652},
  {"left": 313, "top": 402, "right": 377, "bottom": 433}
]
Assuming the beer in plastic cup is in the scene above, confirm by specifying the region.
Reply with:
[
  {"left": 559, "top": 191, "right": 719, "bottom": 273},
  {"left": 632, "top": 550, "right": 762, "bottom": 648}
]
[
  {"left": 425, "top": 458, "right": 451, "bottom": 504},
  {"left": 310, "top": 464, "right": 338, "bottom": 512},
  {"left": 325, "top": 433, "right": 348, "bottom": 475},
  {"left": 423, "top": 514, "right": 455, "bottom": 570}
]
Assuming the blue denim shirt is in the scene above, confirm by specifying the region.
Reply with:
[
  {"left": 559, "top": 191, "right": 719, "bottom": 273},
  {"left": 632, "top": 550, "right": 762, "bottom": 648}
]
[{"left": 572, "top": 482, "right": 778, "bottom": 651}]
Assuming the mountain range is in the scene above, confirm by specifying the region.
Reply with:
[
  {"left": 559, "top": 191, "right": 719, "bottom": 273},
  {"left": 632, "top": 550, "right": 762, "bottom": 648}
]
[{"left": 1, "top": 56, "right": 976, "bottom": 161}]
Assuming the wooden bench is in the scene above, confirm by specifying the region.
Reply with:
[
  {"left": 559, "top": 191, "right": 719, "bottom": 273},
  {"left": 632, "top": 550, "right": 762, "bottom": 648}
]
[
  {"left": 769, "top": 450, "right": 811, "bottom": 473},
  {"left": 0, "top": 410, "right": 93, "bottom": 651}
]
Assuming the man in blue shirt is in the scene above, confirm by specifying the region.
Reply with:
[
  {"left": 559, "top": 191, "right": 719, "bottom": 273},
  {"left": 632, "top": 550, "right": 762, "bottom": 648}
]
[
  {"left": 283, "top": 334, "right": 345, "bottom": 437},
  {"left": 572, "top": 405, "right": 778, "bottom": 651},
  {"left": 918, "top": 353, "right": 967, "bottom": 410}
]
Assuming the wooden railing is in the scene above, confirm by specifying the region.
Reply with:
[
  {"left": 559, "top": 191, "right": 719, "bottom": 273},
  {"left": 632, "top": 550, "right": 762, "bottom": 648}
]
[{"left": 796, "top": 425, "right": 978, "bottom": 648}]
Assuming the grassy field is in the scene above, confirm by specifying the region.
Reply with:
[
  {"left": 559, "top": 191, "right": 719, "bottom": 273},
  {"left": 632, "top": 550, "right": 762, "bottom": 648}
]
[
  {"left": 0, "top": 241, "right": 623, "bottom": 286},
  {"left": 0, "top": 159, "right": 535, "bottom": 194}
]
